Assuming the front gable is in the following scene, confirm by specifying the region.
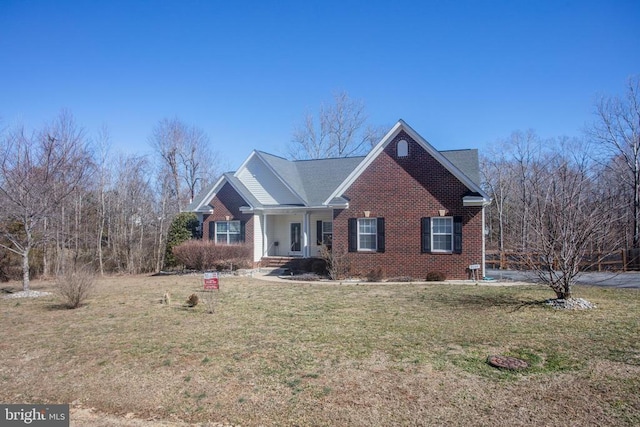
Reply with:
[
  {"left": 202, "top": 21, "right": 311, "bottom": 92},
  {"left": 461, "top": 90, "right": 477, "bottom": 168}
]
[
  {"left": 326, "top": 120, "right": 490, "bottom": 206},
  {"left": 235, "top": 151, "right": 305, "bottom": 206},
  {"left": 188, "top": 173, "right": 256, "bottom": 213},
  {"left": 340, "top": 130, "right": 473, "bottom": 212}
]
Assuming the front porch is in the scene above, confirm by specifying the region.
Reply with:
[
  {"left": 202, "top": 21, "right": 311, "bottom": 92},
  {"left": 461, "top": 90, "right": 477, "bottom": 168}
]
[{"left": 253, "top": 210, "right": 333, "bottom": 262}]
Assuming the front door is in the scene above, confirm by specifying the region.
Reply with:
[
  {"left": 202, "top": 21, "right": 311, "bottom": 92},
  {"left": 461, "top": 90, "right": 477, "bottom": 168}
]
[{"left": 290, "top": 222, "right": 301, "bottom": 254}]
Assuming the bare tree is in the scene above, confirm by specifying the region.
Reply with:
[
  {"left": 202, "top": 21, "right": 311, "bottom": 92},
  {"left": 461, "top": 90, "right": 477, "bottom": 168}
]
[
  {"left": 0, "top": 112, "right": 92, "bottom": 291},
  {"left": 154, "top": 173, "right": 172, "bottom": 272},
  {"left": 105, "top": 154, "right": 155, "bottom": 274},
  {"left": 94, "top": 125, "right": 111, "bottom": 275},
  {"left": 482, "top": 131, "right": 625, "bottom": 299},
  {"left": 508, "top": 130, "right": 545, "bottom": 252},
  {"left": 179, "top": 124, "right": 217, "bottom": 203},
  {"left": 597, "top": 154, "right": 636, "bottom": 248},
  {"left": 482, "top": 131, "right": 545, "bottom": 253},
  {"left": 150, "top": 118, "right": 219, "bottom": 213},
  {"left": 515, "top": 138, "right": 621, "bottom": 299},
  {"left": 288, "top": 91, "right": 385, "bottom": 159},
  {"left": 588, "top": 76, "right": 640, "bottom": 248},
  {"left": 481, "top": 144, "right": 518, "bottom": 253},
  {"left": 150, "top": 118, "right": 183, "bottom": 213}
]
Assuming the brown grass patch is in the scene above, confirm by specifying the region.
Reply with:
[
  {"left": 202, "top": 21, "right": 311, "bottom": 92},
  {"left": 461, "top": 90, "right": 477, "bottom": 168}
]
[{"left": 1, "top": 276, "right": 639, "bottom": 426}]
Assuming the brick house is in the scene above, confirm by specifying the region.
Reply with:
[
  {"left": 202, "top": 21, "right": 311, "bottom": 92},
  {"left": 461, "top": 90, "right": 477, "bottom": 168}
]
[{"left": 186, "top": 120, "right": 491, "bottom": 279}]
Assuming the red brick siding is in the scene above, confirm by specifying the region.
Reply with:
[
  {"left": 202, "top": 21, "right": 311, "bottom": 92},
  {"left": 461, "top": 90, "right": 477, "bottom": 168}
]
[
  {"left": 332, "top": 131, "right": 483, "bottom": 280},
  {"left": 202, "top": 182, "right": 254, "bottom": 263}
]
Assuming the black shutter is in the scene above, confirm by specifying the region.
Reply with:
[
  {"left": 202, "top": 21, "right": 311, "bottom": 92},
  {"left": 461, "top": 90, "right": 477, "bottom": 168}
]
[
  {"left": 377, "top": 217, "right": 385, "bottom": 253},
  {"left": 421, "top": 217, "right": 431, "bottom": 253},
  {"left": 208, "top": 221, "right": 215, "bottom": 241},
  {"left": 348, "top": 218, "right": 357, "bottom": 252},
  {"left": 453, "top": 216, "right": 463, "bottom": 254},
  {"left": 317, "top": 220, "right": 323, "bottom": 245},
  {"left": 240, "top": 221, "right": 246, "bottom": 243}
]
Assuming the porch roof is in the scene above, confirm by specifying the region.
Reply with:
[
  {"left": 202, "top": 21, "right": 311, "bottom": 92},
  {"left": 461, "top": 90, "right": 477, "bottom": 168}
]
[{"left": 257, "top": 152, "right": 364, "bottom": 206}]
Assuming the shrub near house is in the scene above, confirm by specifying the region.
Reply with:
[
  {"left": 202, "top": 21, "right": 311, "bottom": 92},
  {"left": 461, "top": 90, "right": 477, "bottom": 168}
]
[{"left": 172, "top": 241, "right": 252, "bottom": 271}]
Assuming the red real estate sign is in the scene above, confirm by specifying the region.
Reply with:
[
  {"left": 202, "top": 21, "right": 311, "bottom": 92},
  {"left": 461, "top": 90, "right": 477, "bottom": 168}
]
[{"left": 203, "top": 272, "right": 219, "bottom": 290}]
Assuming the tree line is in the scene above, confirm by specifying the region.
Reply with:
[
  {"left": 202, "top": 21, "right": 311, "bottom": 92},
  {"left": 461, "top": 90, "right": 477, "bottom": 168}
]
[
  {"left": 0, "top": 91, "right": 377, "bottom": 291},
  {"left": 0, "top": 114, "right": 219, "bottom": 290},
  {"left": 481, "top": 76, "right": 639, "bottom": 297}
]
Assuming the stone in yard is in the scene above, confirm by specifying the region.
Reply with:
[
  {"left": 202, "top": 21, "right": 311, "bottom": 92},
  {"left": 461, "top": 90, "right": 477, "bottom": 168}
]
[{"left": 487, "top": 355, "right": 529, "bottom": 370}]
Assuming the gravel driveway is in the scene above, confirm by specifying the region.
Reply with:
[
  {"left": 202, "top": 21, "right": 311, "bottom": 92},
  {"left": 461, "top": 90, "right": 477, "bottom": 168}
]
[{"left": 486, "top": 269, "right": 640, "bottom": 289}]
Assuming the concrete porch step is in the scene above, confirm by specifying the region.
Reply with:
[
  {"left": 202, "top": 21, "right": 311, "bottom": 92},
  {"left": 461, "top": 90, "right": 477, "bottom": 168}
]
[{"left": 261, "top": 256, "right": 298, "bottom": 268}]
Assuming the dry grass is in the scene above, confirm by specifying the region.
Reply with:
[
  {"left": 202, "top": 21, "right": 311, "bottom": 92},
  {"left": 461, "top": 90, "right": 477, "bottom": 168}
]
[{"left": 1, "top": 275, "right": 639, "bottom": 426}]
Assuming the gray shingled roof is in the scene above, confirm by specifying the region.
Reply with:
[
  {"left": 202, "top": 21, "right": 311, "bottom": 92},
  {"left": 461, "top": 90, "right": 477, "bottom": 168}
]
[
  {"left": 293, "top": 156, "right": 365, "bottom": 205},
  {"left": 255, "top": 151, "right": 308, "bottom": 202},
  {"left": 187, "top": 148, "right": 480, "bottom": 211},
  {"left": 255, "top": 151, "right": 365, "bottom": 206},
  {"left": 185, "top": 188, "right": 210, "bottom": 212},
  {"left": 440, "top": 149, "right": 481, "bottom": 186}
]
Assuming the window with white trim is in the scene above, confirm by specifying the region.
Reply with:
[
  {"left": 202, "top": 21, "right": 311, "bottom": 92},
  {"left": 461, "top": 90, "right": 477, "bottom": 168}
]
[
  {"left": 215, "top": 220, "right": 241, "bottom": 244},
  {"left": 358, "top": 218, "right": 377, "bottom": 251},
  {"left": 431, "top": 217, "right": 453, "bottom": 252},
  {"left": 322, "top": 221, "right": 333, "bottom": 246}
]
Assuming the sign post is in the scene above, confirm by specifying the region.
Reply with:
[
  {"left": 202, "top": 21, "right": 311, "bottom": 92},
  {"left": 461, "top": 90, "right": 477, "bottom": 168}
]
[
  {"left": 203, "top": 271, "right": 219, "bottom": 290},
  {"left": 469, "top": 264, "right": 481, "bottom": 282},
  {"left": 201, "top": 272, "right": 219, "bottom": 313}
]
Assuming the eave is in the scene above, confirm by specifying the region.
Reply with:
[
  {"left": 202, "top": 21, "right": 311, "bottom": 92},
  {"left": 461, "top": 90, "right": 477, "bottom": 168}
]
[{"left": 240, "top": 204, "right": 345, "bottom": 214}]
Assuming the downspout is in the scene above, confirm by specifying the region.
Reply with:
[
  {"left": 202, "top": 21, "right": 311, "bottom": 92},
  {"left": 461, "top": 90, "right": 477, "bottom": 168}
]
[{"left": 482, "top": 205, "right": 486, "bottom": 279}]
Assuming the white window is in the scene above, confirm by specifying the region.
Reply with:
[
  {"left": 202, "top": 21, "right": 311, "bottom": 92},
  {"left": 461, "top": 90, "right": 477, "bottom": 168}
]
[
  {"left": 358, "top": 218, "right": 377, "bottom": 251},
  {"left": 322, "top": 221, "right": 333, "bottom": 246},
  {"left": 397, "top": 139, "right": 408, "bottom": 157},
  {"left": 431, "top": 217, "right": 453, "bottom": 252},
  {"left": 215, "top": 220, "right": 241, "bottom": 244}
]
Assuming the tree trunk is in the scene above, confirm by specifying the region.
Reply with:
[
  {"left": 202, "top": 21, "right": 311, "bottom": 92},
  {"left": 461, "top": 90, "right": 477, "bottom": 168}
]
[
  {"left": 633, "top": 170, "right": 639, "bottom": 248},
  {"left": 42, "top": 217, "right": 49, "bottom": 277},
  {"left": 97, "top": 187, "right": 105, "bottom": 276},
  {"left": 554, "top": 290, "right": 572, "bottom": 299},
  {"left": 22, "top": 247, "right": 30, "bottom": 292}
]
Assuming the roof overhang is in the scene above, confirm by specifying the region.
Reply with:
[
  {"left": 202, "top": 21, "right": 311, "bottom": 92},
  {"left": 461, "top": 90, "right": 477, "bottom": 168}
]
[
  {"left": 240, "top": 204, "right": 343, "bottom": 214},
  {"left": 193, "top": 205, "right": 214, "bottom": 213}
]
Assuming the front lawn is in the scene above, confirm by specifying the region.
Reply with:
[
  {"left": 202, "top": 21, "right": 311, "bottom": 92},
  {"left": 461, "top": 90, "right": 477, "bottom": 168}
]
[{"left": 1, "top": 275, "right": 638, "bottom": 426}]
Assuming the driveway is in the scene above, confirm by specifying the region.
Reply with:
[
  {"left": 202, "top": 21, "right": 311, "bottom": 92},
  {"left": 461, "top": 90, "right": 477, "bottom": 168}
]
[{"left": 486, "top": 269, "right": 640, "bottom": 289}]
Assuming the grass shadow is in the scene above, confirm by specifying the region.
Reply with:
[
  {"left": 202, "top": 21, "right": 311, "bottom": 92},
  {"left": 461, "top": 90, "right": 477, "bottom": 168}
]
[
  {"left": 425, "top": 291, "right": 548, "bottom": 312},
  {"left": 43, "top": 302, "right": 85, "bottom": 311},
  {"left": 172, "top": 305, "right": 203, "bottom": 313}
]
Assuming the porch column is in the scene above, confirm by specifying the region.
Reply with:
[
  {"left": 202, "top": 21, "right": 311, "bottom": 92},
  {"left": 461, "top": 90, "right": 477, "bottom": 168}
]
[
  {"left": 303, "top": 211, "right": 311, "bottom": 258},
  {"left": 263, "top": 213, "right": 268, "bottom": 257}
]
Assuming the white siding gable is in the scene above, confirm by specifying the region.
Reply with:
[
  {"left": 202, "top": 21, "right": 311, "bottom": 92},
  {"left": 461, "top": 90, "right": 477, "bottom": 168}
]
[{"left": 236, "top": 155, "right": 302, "bottom": 205}]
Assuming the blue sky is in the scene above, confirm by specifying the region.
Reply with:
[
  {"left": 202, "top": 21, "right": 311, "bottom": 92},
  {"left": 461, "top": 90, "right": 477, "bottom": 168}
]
[{"left": 1, "top": 0, "right": 638, "bottom": 170}]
